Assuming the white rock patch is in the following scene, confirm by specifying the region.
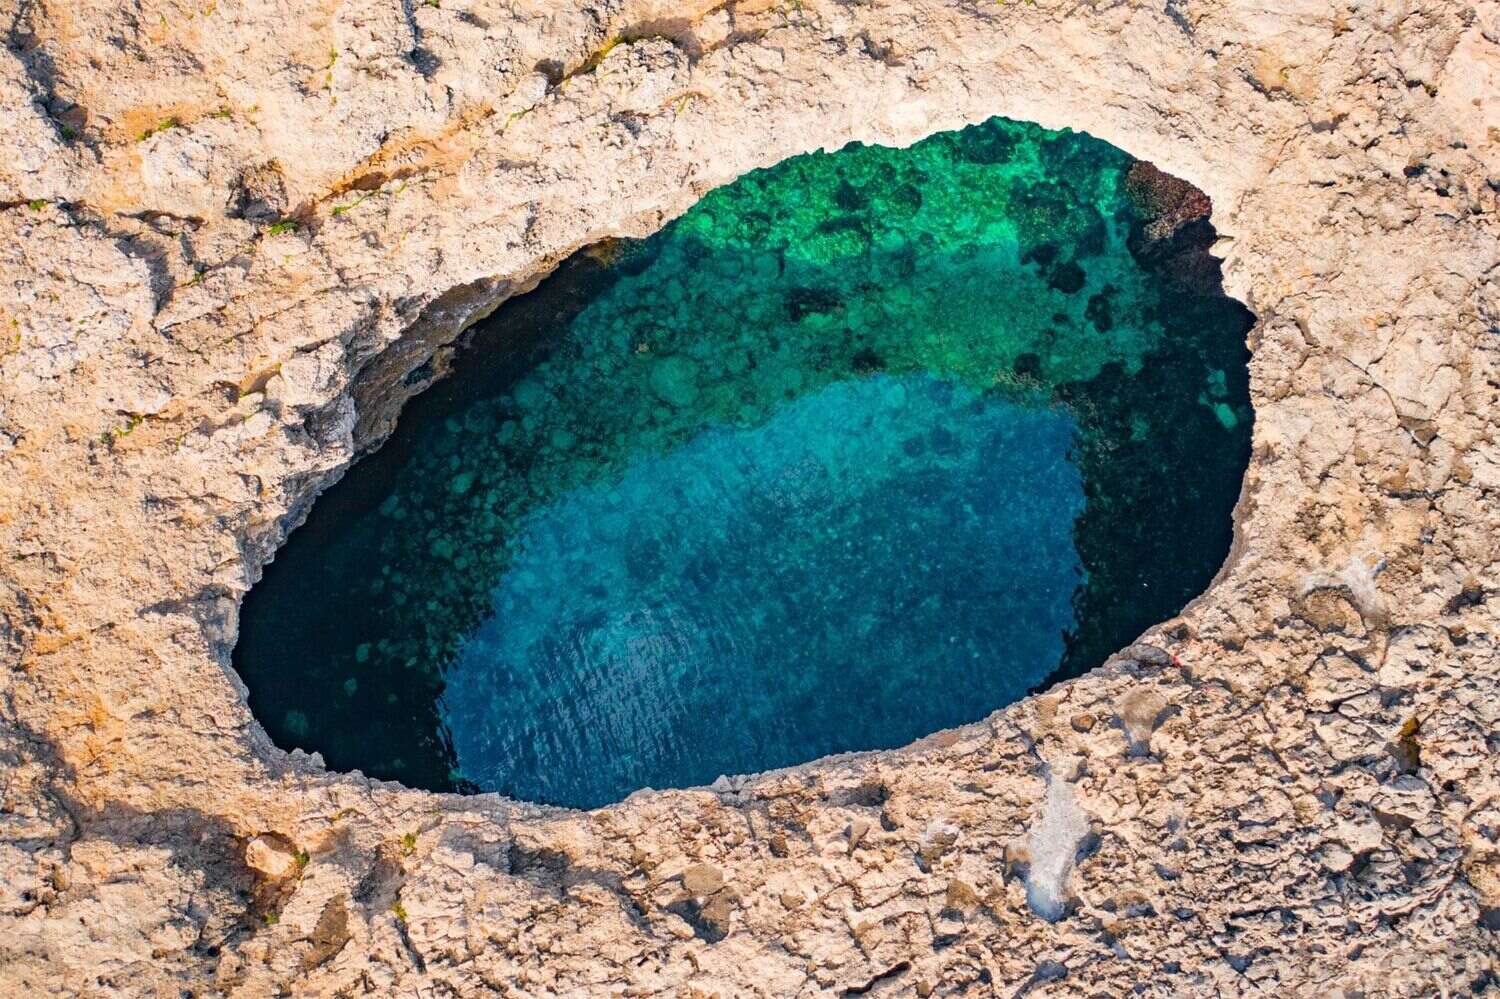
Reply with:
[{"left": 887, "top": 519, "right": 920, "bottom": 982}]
[{"left": 1024, "top": 767, "right": 1091, "bottom": 922}]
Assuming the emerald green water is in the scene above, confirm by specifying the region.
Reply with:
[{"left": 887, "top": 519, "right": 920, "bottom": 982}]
[{"left": 235, "top": 118, "right": 1252, "bottom": 808}]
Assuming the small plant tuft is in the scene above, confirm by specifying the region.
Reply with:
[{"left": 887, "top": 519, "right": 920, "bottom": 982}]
[
  {"left": 27, "top": 199, "right": 46, "bottom": 211},
  {"left": 100, "top": 414, "right": 143, "bottom": 445},
  {"left": 331, "top": 190, "right": 374, "bottom": 217},
  {"left": 390, "top": 900, "right": 407, "bottom": 924},
  {"left": 399, "top": 831, "right": 417, "bottom": 855},
  {"left": 137, "top": 117, "right": 180, "bottom": 142},
  {"left": 1394, "top": 716, "right": 1422, "bottom": 771},
  {"left": 265, "top": 220, "right": 297, "bottom": 236}
]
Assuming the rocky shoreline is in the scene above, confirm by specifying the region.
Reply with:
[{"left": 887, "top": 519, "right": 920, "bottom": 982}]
[{"left": 2, "top": 1, "right": 1498, "bottom": 995}]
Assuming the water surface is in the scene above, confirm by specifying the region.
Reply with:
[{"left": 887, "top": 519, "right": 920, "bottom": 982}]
[{"left": 236, "top": 117, "right": 1252, "bottom": 808}]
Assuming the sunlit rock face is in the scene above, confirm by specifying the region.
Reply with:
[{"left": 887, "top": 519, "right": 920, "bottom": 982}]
[{"left": 235, "top": 117, "right": 1252, "bottom": 808}]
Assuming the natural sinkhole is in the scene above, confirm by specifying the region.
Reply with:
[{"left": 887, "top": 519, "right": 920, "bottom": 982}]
[{"left": 235, "top": 118, "right": 1253, "bottom": 810}]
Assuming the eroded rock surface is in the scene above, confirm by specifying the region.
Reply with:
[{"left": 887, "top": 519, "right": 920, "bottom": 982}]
[{"left": 2, "top": 0, "right": 1498, "bottom": 995}]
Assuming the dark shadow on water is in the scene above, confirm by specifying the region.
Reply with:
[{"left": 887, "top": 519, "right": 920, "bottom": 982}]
[{"left": 239, "top": 250, "right": 631, "bottom": 796}]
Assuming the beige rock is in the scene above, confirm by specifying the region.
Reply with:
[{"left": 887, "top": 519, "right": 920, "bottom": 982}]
[
  {"left": 1, "top": 0, "right": 1497, "bottom": 995},
  {"left": 245, "top": 836, "right": 299, "bottom": 880},
  {"left": 681, "top": 862, "right": 724, "bottom": 897},
  {"left": 944, "top": 878, "right": 981, "bottom": 914},
  {"left": 1115, "top": 687, "right": 1172, "bottom": 755},
  {"left": 846, "top": 817, "right": 871, "bottom": 854}
]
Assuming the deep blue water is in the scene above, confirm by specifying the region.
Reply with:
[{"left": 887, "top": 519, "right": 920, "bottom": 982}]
[
  {"left": 443, "top": 375, "right": 1083, "bottom": 804},
  {"left": 234, "top": 117, "right": 1252, "bottom": 808}
]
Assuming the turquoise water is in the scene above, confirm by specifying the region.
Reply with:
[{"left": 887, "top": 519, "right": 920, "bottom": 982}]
[{"left": 235, "top": 118, "right": 1252, "bottom": 808}]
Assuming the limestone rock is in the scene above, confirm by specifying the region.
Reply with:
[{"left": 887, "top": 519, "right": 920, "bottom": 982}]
[
  {"left": 245, "top": 836, "right": 299, "bottom": 880},
  {"left": 1, "top": 0, "right": 1497, "bottom": 995},
  {"left": 681, "top": 862, "right": 724, "bottom": 897},
  {"left": 1114, "top": 687, "right": 1172, "bottom": 756}
]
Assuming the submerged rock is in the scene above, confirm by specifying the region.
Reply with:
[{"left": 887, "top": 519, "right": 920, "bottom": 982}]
[{"left": 1123, "top": 160, "right": 1221, "bottom": 293}]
